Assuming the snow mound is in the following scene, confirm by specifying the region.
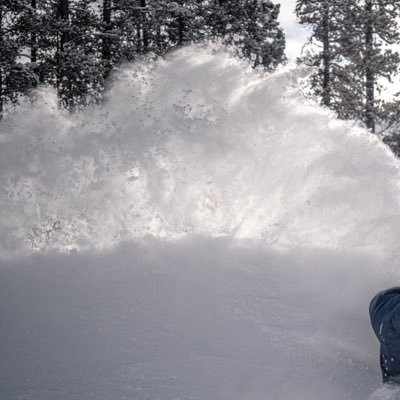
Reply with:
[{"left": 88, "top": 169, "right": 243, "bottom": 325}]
[{"left": 1, "top": 44, "right": 400, "bottom": 256}]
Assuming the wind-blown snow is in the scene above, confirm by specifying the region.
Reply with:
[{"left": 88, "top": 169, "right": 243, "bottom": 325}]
[
  {"left": 1, "top": 45, "right": 400, "bottom": 400},
  {"left": 2, "top": 45, "right": 400, "bottom": 255}
]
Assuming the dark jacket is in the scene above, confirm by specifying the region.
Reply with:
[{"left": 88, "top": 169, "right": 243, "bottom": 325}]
[{"left": 370, "top": 287, "right": 400, "bottom": 383}]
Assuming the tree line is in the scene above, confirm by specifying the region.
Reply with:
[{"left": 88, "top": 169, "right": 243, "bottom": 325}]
[
  {"left": 0, "top": 0, "right": 285, "bottom": 113},
  {"left": 296, "top": 0, "right": 400, "bottom": 154},
  {"left": 3, "top": 0, "right": 400, "bottom": 156}
]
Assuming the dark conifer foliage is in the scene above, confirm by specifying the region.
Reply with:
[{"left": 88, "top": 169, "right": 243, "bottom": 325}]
[
  {"left": 297, "top": 0, "right": 400, "bottom": 137},
  {"left": 0, "top": 0, "right": 286, "bottom": 116},
  {"left": 0, "top": 1, "right": 36, "bottom": 114},
  {"left": 295, "top": 1, "right": 343, "bottom": 108},
  {"left": 209, "top": 0, "right": 285, "bottom": 69},
  {"left": 59, "top": 0, "right": 103, "bottom": 107},
  {"left": 340, "top": 0, "right": 400, "bottom": 134}
]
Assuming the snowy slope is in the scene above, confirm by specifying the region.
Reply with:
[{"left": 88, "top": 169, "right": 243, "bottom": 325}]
[{"left": 1, "top": 45, "right": 400, "bottom": 400}]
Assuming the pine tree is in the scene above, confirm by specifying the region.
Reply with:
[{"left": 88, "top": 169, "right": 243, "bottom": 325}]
[
  {"left": 340, "top": 0, "right": 400, "bottom": 133},
  {"left": 0, "top": 1, "right": 37, "bottom": 118},
  {"left": 0, "top": 0, "right": 287, "bottom": 115},
  {"left": 240, "top": 0, "right": 285, "bottom": 68},
  {"left": 109, "top": 0, "right": 202, "bottom": 60},
  {"left": 31, "top": 0, "right": 38, "bottom": 65},
  {"left": 37, "top": 0, "right": 104, "bottom": 107},
  {"left": 22, "top": 0, "right": 58, "bottom": 86},
  {"left": 295, "top": 1, "right": 345, "bottom": 107},
  {"left": 101, "top": 0, "right": 113, "bottom": 79},
  {"left": 163, "top": 1, "right": 202, "bottom": 48},
  {"left": 297, "top": 0, "right": 400, "bottom": 134},
  {"left": 208, "top": 0, "right": 286, "bottom": 69},
  {"left": 68, "top": 0, "right": 104, "bottom": 105}
]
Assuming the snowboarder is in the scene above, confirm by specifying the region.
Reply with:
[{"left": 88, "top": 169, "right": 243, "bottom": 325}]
[{"left": 370, "top": 287, "right": 400, "bottom": 384}]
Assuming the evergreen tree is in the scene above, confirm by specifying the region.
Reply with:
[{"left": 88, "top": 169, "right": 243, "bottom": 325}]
[
  {"left": 297, "top": 0, "right": 400, "bottom": 134},
  {"left": 101, "top": 0, "right": 114, "bottom": 79},
  {"left": 163, "top": 1, "right": 202, "bottom": 48},
  {"left": 22, "top": 0, "right": 58, "bottom": 86},
  {"left": 110, "top": 0, "right": 202, "bottom": 59},
  {"left": 37, "top": 0, "right": 103, "bottom": 107},
  {"left": 67, "top": 0, "right": 104, "bottom": 106},
  {"left": 0, "top": 1, "right": 37, "bottom": 118},
  {"left": 109, "top": 0, "right": 141, "bottom": 61},
  {"left": 209, "top": 0, "right": 286, "bottom": 69},
  {"left": 340, "top": 0, "right": 400, "bottom": 133},
  {"left": 0, "top": 0, "right": 287, "bottom": 115},
  {"left": 295, "top": 1, "right": 345, "bottom": 107},
  {"left": 240, "top": 0, "right": 285, "bottom": 68}
]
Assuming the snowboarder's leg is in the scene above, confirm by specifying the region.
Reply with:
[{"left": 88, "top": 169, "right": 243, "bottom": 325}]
[{"left": 370, "top": 288, "right": 400, "bottom": 384}]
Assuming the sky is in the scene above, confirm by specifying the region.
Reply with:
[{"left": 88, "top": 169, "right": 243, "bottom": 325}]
[{"left": 278, "top": 0, "right": 310, "bottom": 61}]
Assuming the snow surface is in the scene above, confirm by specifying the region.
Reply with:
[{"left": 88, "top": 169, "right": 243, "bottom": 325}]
[
  {"left": 369, "top": 385, "right": 400, "bottom": 400},
  {"left": 1, "top": 44, "right": 400, "bottom": 400}
]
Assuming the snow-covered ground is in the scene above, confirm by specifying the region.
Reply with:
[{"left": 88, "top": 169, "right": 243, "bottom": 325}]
[{"left": 1, "top": 45, "right": 400, "bottom": 400}]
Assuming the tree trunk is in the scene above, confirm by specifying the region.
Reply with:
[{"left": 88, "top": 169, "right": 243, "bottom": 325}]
[
  {"left": 156, "top": 24, "right": 162, "bottom": 53},
  {"left": 102, "top": 0, "right": 112, "bottom": 79},
  {"left": 178, "top": 14, "right": 184, "bottom": 46},
  {"left": 57, "top": 0, "right": 71, "bottom": 106},
  {"left": 0, "top": 6, "right": 3, "bottom": 119},
  {"left": 141, "top": 0, "right": 148, "bottom": 53},
  {"left": 321, "top": 1, "right": 330, "bottom": 107},
  {"left": 30, "top": 0, "right": 39, "bottom": 87},
  {"left": 0, "top": 68, "right": 3, "bottom": 120},
  {"left": 364, "top": 0, "right": 375, "bottom": 133},
  {"left": 31, "top": 0, "right": 37, "bottom": 64},
  {"left": 59, "top": 0, "right": 70, "bottom": 50}
]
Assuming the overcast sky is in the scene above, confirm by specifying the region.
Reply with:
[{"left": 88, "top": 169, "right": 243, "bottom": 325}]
[{"left": 278, "top": 0, "right": 310, "bottom": 61}]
